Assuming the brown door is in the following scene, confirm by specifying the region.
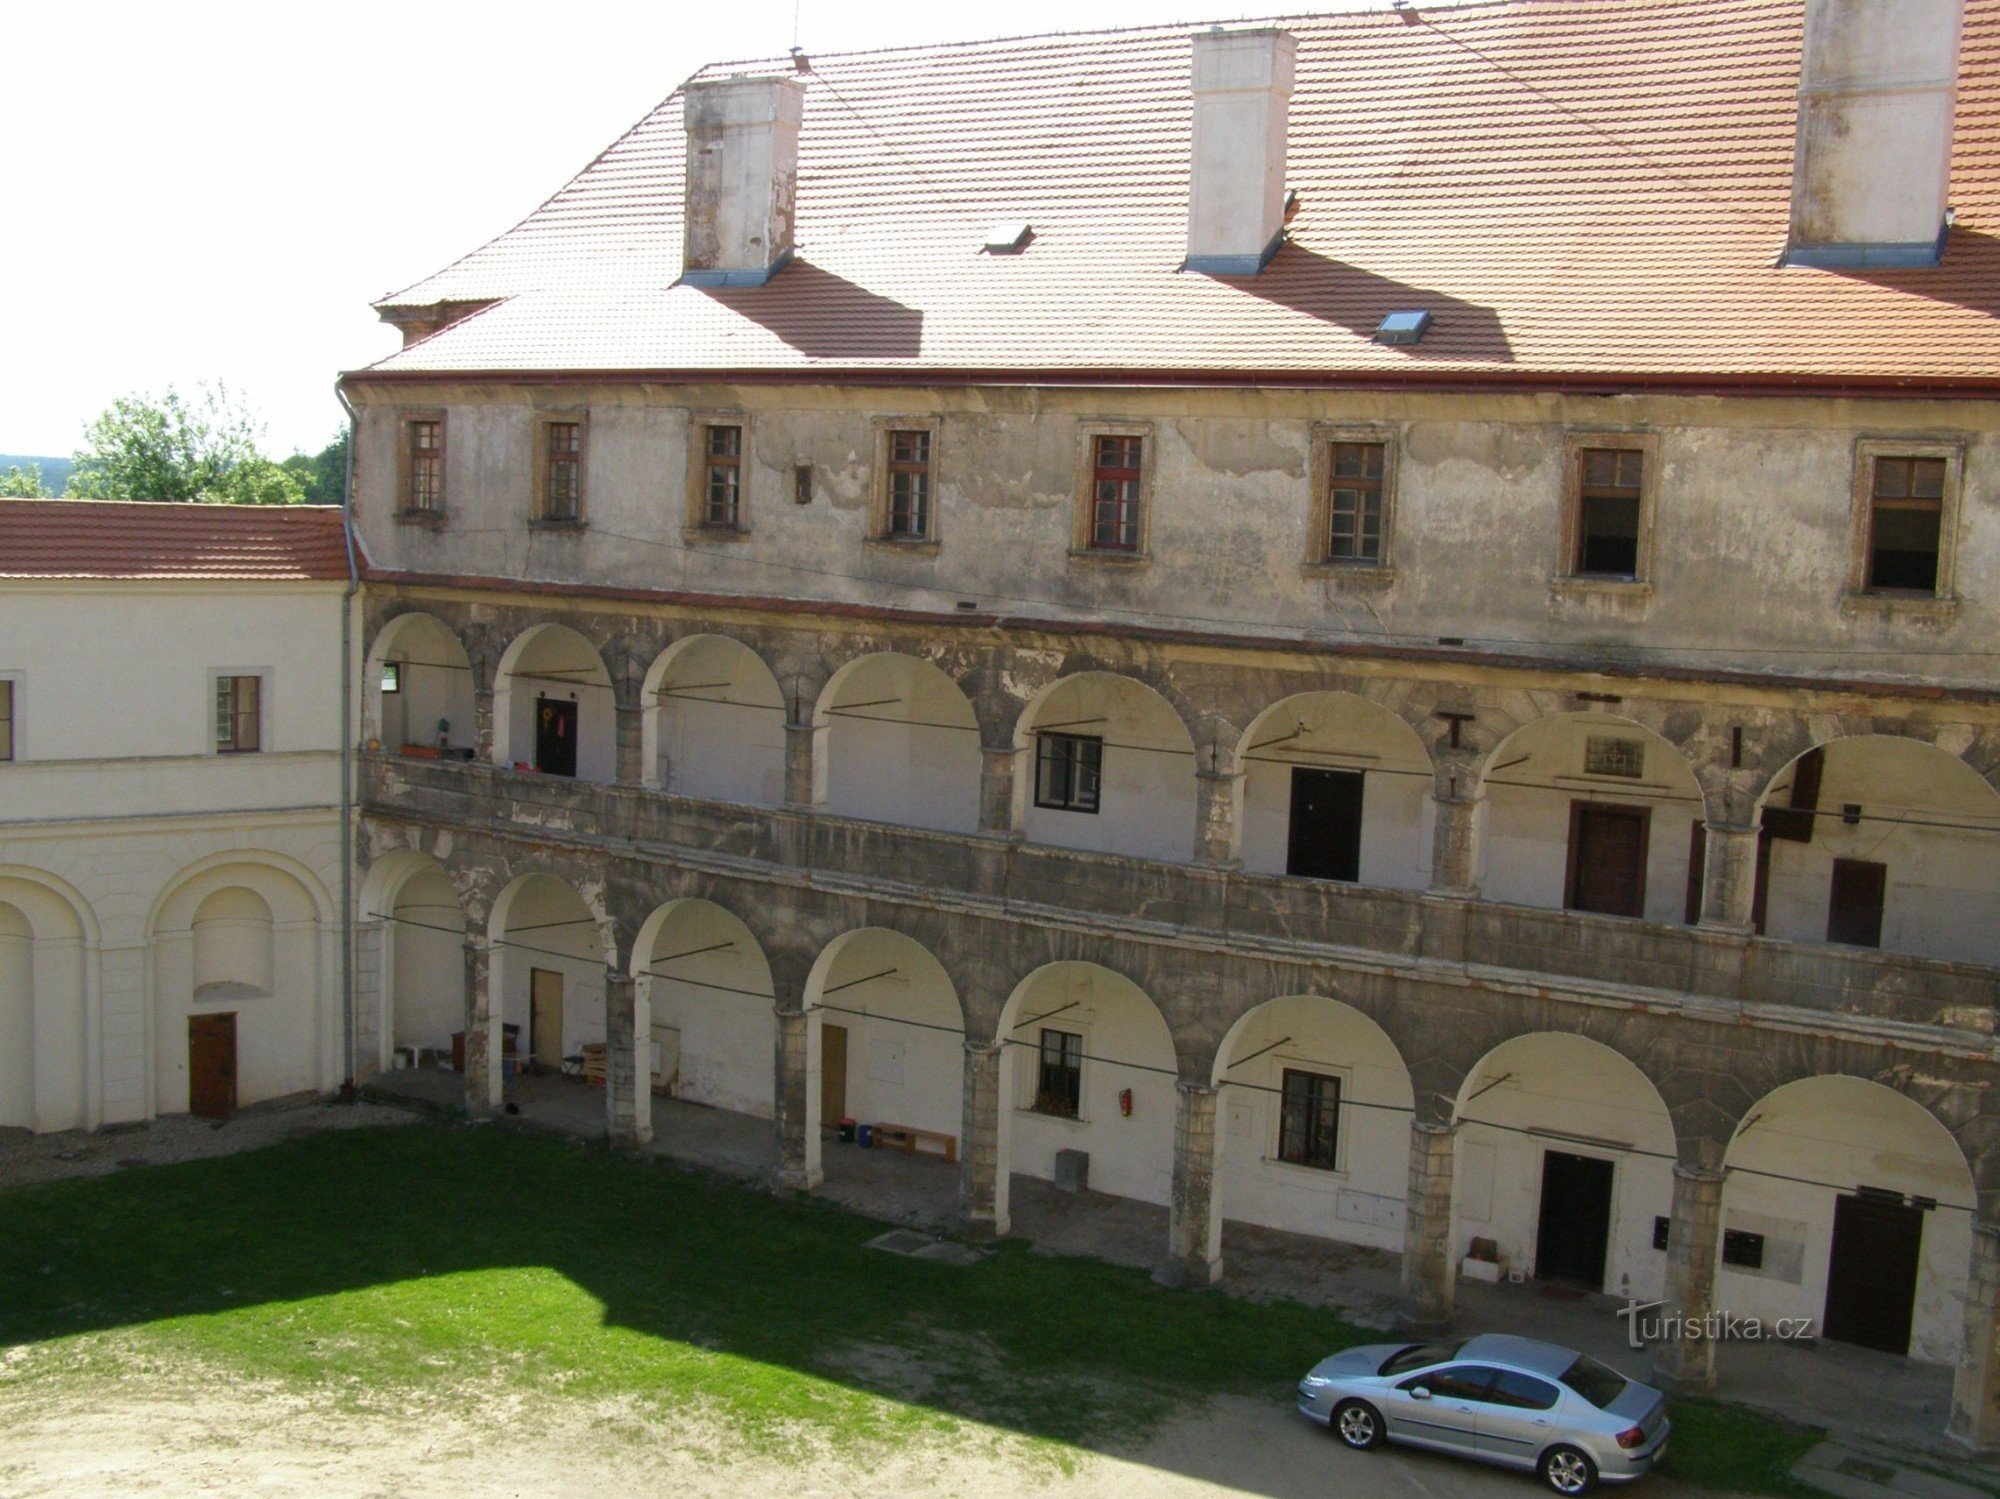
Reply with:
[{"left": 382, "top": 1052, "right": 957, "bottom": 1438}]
[
  {"left": 1827, "top": 859, "right": 1887, "bottom": 948},
  {"left": 1565, "top": 803, "right": 1651, "bottom": 918},
  {"left": 1823, "top": 1191, "right": 1923, "bottom": 1354},
  {"left": 821, "top": 1023, "right": 848, "bottom": 1127},
  {"left": 530, "top": 969, "right": 565, "bottom": 1067},
  {"left": 188, "top": 1013, "right": 236, "bottom": 1119}
]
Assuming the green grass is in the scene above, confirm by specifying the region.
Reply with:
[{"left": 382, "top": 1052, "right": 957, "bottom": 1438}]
[
  {"left": 0, "top": 1122, "right": 1820, "bottom": 1488},
  {"left": 1657, "top": 1396, "right": 1823, "bottom": 1496}
]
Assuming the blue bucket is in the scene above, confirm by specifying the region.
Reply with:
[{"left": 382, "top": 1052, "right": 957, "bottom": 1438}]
[{"left": 857, "top": 1124, "right": 874, "bottom": 1148}]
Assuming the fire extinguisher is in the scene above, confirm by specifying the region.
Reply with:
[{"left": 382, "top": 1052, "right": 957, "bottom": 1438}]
[{"left": 1119, "top": 1088, "right": 1133, "bottom": 1117}]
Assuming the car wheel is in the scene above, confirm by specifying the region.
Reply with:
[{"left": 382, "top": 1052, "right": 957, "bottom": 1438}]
[
  {"left": 1331, "top": 1399, "right": 1385, "bottom": 1451},
  {"left": 1540, "top": 1445, "right": 1598, "bottom": 1496}
]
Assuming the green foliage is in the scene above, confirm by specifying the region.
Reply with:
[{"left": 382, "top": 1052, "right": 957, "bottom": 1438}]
[
  {"left": 0, "top": 463, "right": 49, "bottom": 497},
  {"left": 1660, "top": 1396, "right": 1822, "bottom": 1496},
  {"left": 67, "top": 382, "right": 305, "bottom": 505},
  {"left": 0, "top": 455, "right": 72, "bottom": 494},
  {"left": 281, "top": 429, "right": 348, "bottom": 506}
]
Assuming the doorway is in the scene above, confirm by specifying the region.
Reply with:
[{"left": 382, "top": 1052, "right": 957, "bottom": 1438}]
[
  {"left": 188, "top": 1012, "right": 237, "bottom": 1120},
  {"left": 1565, "top": 803, "right": 1651, "bottom": 917},
  {"left": 1827, "top": 859, "right": 1887, "bottom": 948},
  {"left": 535, "top": 697, "right": 579, "bottom": 777},
  {"left": 530, "top": 969, "right": 565, "bottom": 1069},
  {"left": 821, "top": 1022, "right": 848, "bottom": 1127},
  {"left": 1287, "top": 768, "right": 1364, "bottom": 881},
  {"left": 1823, "top": 1191, "right": 1923, "bottom": 1354},
  {"left": 1535, "top": 1150, "right": 1614, "bottom": 1290}
]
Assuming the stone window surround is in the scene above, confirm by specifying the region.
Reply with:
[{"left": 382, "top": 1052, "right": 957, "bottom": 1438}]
[
  {"left": 395, "top": 408, "right": 447, "bottom": 527},
  {"left": 684, "top": 410, "right": 754, "bottom": 541},
  {"left": 210, "top": 667, "right": 270, "bottom": 755},
  {"left": 1270, "top": 1060, "right": 1350, "bottom": 1174},
  {"left": 1553, "top": 429, "right": 1660, "bottom": 596},
  {"left": 530, "top": 409, "right": 590, "bottom": 530},
  {"left": 866, "top": 414, "right": 943, "bottom": 552},
  {"left": 1304, "top": 422, "right": 1400, "bottom": 584},
  {"left": 1070, "top": 420, "right": 1157, "bottom": 565},
  {"left": 1842, "top": 435, "right": 1966, "bottom": 617},
  {"left": 0, "top": 672, "right": 17, "bottom": 762}
]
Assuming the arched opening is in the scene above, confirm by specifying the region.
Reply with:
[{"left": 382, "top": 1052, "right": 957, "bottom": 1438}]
[
  {"left": 1210, "top": 995, "right": 1415, "bottom": 1249},
  {"left": 488, "top": 875, "right": 609, "bottom": 1109},
  {"left": 815, "top": 653, "right": 981, "bottom": 833},
  {"left": 366, "top": 612, "right": 476, "bottom": 760},
  {"left": 494, "top": 624, "right": 615, "bottom": 783},
  {"left": 0, "top": 903, "right": 35, "bottom": 1131},
  {"left": 1452, "top": 1033, "right": 1677, "bottom": 1303},
  {"left": 379, "top": 857, "right": 466, "bottom": 1072},
  {"left": 632, "top": 898, "right": 775, "bottom": 1119},
  {"left": 992, "top": 961, "right": 1178, "bottom": 1232},
  {"left": 1236, "top": 692, "right": 1433, "bottom": 886},
  {"left": 642, "top": 635, "right": 787, "bottom": 804},
  {"left": 1478, "top": 714, "right": 1704, "bottom": 923},
  {"left": 1720, "top": 1075, "right": 1975, "bottom": 1365},
  {"left": 1753, "top": 737, "right": 2000, "bottom": 964},
  {"left": 1015, "top": 673, "right": 1197, "bottom": 862},
  {"left": 0, "top": 875, "right": 90, "bottom": 1133},
  {"left": 192, "top": 887, "right": 274, "bottom": 1000}
]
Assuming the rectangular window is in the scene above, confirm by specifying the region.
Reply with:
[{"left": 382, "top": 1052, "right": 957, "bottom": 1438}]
[
  {"left": 1583, "top": 736, "right": 1644, "bottom": 779},
  {"left": 1327, "top": 441, "right": 1385, "bottom": 562},
  {"left": 886, "top": 429, "right": 932, "bottom": 538},
  {"left": 1036, "top": 1028, "right": 1083, "bottom": 1117},
  {"left": 1866, "top": 455, "right": 1946, "bottom": 592},
  {"left": 1034, "top": 732, "right": 1103, "bottom": 813},
  {"left": 704, "top": 424, "right": 743, "bottom": 527},
  {"left": 1827, "top": 858, "right": 1887, "bottom": 948},
  {"left": 215, "top": 675, "right": 262, "bottom": 754},
  {"left": 407, "top": 419, "right": 443, "bottom": 512},
  {"left": 1090, "top": 435, "right": 1144, "bottom": 551},
  {"left": 1574, "top": 446, "right": 1644, "bottom": 576},
  {"left": 544, "top": 421, "right": 582, "bottom": 521},
  {"left": 380, "top": 661, "right": 402, "bottom": 695},
  {"left": 0, "top": 680, "right": 12, "bottom": 761},
  {"left": 1278, "top": 1068, "right": 1341, "bottom": 1170}
]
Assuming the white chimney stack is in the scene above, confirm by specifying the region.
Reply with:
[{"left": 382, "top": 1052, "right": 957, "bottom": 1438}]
[
  {"left": 1788, "top": 0, "right": 1963, "bottom": 267},
  {"left": 681, "top": 76, "right": 807, "bottom": 287},
  {"left": 1186, "top": 28, "right": 1297, "bottom": 275}
]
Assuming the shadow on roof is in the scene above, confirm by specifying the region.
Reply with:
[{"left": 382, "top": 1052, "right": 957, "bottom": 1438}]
[
  {"left": 698, "top": 260, "right": 924, "bottom": 360},
  {"left": 1818, "top": 227, "right": 2000, "bottom": 317},
  {"left": 1236, "top": 243, "right": 1513, "bottom": 363}
]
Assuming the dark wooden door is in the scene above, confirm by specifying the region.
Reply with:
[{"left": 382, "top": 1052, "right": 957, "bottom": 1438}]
[
  {"left": 821, "top": 1023, "right": 848, "bottom": 1128},
  {"left": 188, "top": 1013, "right": 236, "bottom": 1120},
  {"left": 535, "top": 697, "right": 578, "bottom": 777},
  {"left": 1827, "top": 859, "right": 1887, "bottom": 948},
  {"left": 1287, "top": 768, "right": 1364, "bottom": 881},
  {"left": 530, "top": 969, "right": 564, "bottom": 1068},
  {"left": 1535, "top": 1150, "right": 1614, "bottom": 1290},
  {"left": 1566, "top": 803, "right": 1650, "bottom": 918},
  {"left": 1823, "top": 1192, "right": 1923, "bottom": 1354}
]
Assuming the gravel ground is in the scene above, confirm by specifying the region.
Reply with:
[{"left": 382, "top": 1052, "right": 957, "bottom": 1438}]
[{"left": 0, "top": 1093, "right": 421, "bottom": 1190}]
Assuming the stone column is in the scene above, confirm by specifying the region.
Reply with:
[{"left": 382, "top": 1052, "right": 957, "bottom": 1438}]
[
  {"left": 1192, "top": 770, "right": 1244, "bottom": 868},
  {"left": 1950, "top": 1220, "right": 2000, "bottom": 1455},
  {"left": 959, "top": 1041, "right": 1006, "bottom": 1235},
  {"left": 978, "top": 744, "right": 1022, "bottom": 836},
  {"left": 773, "top": 1002, "right": 822, "bottom": 1191},
  {"left": 461, "top": 936, "right": 496, "bottom": 1117},
  {"left": 1650, "top": 1165, "right": 1725, "bottom": 1392},
  {"left": 604, "top": 970, "right": 652, "bottom": 1149},
  {"left": 613, "top": 698, "right": 646, "bottom": 787},
  {"left": 1698, "top": 823, "right": 1761, "bottom": 933},
  {"left": 782, "top": 721, "right": 822, "bottom": 810},
  {"left": 1398, "top": 1119, "right": 1458, "bottom": 1334},
  {"left": 1161, "top": 1083, "right": 1225, "bottom": 1287},
  {"left": 1428, "top": 793, "right": 1482, "bottom": 896},
  {"left": 474, "top": 688, "right": 497, "bottom": 765}
]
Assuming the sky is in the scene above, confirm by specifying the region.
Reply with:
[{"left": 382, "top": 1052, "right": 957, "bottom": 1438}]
[{"left": 5, "top": 0, "right": 1386, "bottom": 462}]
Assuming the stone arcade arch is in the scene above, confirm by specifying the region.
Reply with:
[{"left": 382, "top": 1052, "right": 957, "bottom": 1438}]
[
  {"left": 641, "top": 635, "right": 788, "bottom": 804},
  {"left": 0, "top": 872, "right": 92, "bottom": 1133},
  {"left": 631, "top": 898, "right": 776, "bottom": 1119},
  {"left": 485, "top": 873, "right": 614, "bottom": 1109},
  {"left": 358, "top": 849, "right": 468, "bottom": 1076},
  {"left": 366, "top": 612, "right": 477, "bottom": 758},
  {"left": 493, "top": 623, "right": 616, "bottom": 783},
  {"left": 1014, "top": 673, "right": 1198, "bottom": 862},
  {"left": 814, "top": 652, "right": 982, "bottom": 833}
]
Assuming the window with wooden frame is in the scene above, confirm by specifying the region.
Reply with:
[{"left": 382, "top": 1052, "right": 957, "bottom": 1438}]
[
  {"left": 1034, "top": 732, "right": 1103, "bottom": 813},
  {"left": 884, "top": 428, "right": 934, "bottom": 539},
  {"left": 1035, "top": 1028, "right": 1084, "bottom": 1117},
  {"left": 1860, "top": 449, "right": 1957, "bottom": 595},
  {"left": 702, "top": 422, "right": 744, "bottom": 529},
  {"left": 0, "top": 679, "right": 13, "bottom": 762},
  {"left": 1278, "top": 1068, "right": 1341, "bottom": 1170},
  {"left": 404, "top": 417, "right": 444, "bottom": 514},
  {"left": 1306, "top": 426, "right": 1398, "bottom": 575},
  {"left": 1087, "top": 434, "right": 1144, "bottom": 551},
  {"left": 214, "top": 675, "right": 262, "bottom": 755},
  {"left": 1571, "top": 445, "right": 1645, "bottom": 577},
  {"left": 537, "top": 418, "right": 585, "bottom": 524}
]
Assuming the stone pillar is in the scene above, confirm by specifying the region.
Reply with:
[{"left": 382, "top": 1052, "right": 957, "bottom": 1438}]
[
  {"left": 773, "top": 1002, "right": 822, "bottom": 1191},
  {"left": 1192, "top": 769, "right": 1244, "bottom": 869},
  {"left": 782, "top": 721, "right": 821, "bottom": 810},
  {"left": 959, "top": 1041, "right": 1006, "bottom": 1235},
  {"left": 1398, "top": 1119, "right": 1458, "bottom": 1334},
  {"left": 614, "top": 699, "right": 646, "bottom": 787},
  {"left": 474, "top": 688, "right": 497, "bottom": 765},
  {"left": 1161, "top": 1083, "right": 1225, "bottom": 1287},
  {"left": 1950, "top": 1220, "right": 2000, "bottom": 1455},
  {"left": 1699, "top": 822, "right": 1760, "bottom": 933},
  {"left": 604, "top": 970, "right": 652, "bottom": 1149},
  {"left": 1428, "top": 793, "right": 1481, "bottom": 896},
  {"left": 978, "top": 744, "right": 1022, "bottom": 836},
  {"left": 461, "top": 936, "right": 496, "bottom": 1117},
  {"left": 1650, "top": 1165, "right": 1725, "bottom": 1393}
]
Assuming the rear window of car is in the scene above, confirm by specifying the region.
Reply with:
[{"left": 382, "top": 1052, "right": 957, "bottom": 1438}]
[
  {"left": 1559, "top": 1354, "right": 1629, "bottom": 1410},
  {"left": 1378, "top": 1342, "right": 1465, "bottom": 1377}
]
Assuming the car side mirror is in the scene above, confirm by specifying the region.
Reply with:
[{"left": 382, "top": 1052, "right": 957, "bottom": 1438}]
[{"left": 1410, "top": 1386, "right": 1432, "bottom": 1400}]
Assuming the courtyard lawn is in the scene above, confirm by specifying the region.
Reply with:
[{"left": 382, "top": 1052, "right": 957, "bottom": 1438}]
[{"left": 0, "top": 1122, "right": 1817, "bottom": 1491}]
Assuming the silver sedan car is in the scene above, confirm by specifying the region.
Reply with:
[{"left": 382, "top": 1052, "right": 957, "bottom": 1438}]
[{"left": 1296, "top": 1332, "right": 1670, "bottom": 1495}]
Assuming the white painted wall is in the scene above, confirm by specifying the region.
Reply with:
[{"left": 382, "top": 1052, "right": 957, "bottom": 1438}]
[
  {"left": 1719, "top": 1075, "right": 1974, "bottom": 1366},
  {"left": 636, "top": 899, "right": 774, "bottom": 1117},
  {"left": 1216, "top": 995, "right": 1415, "bottom": 1250},
  {"left": 820, "top": 654, "right": 981, "bottom": 833},
  {"left": 0, "top": 903, "right": 37, "bottom": 1130},
  {"left": 495, "top": 625, "right": 616, "bottom": 783},
  {"left": 647, "top": 635, "right": 786, "bottom": 804},
  {"left": 1019, "top": 674, "right": 1196, "bottom": 863},
  {"left": 813, "top": 930, "right": 962, "bottom": 1144},
  {"left": 390, "top": 869, "right": 465, "bottom": 1052},
  {"left": 368, "top": 612, "right": 476, "bottom": 756},
  {"left": 496, "top": 877, "right": 606, "bottom": 1066}
]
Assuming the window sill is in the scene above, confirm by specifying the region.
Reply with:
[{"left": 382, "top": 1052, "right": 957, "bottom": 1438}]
[
  {"left": 1260, "top": 1155, "right": 1348, "bottom": 1182},
  {"left": 1018, "top": 1105, "right": 1090, "bottom": 1128},
  {"left": 1549, "top": 575, "right": 1652, "bottom": 599},
  {"left": 681, "top": 523, "right": 751, "bottom": 544},
  {"left": 1840, "top": 590, "right": 1959, "bottom": 620},
  {"left": 528, "top": 516, "right": 587, "bottom": 534},
  {"left": 1302, "top": 560, "right": 1395, "bottom": 587},
  {"left": 1067, "top": 547, "right": 1150, "bottom": 568},
  {"left": 864, "top": 534, "right": 941, "bottom": 556},
  {"left": 394, "top": 507, "right": 446, "bottom": 529}
]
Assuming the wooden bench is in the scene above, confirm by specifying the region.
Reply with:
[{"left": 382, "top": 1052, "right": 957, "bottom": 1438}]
[{"left": 871, "top": 1123, "right": 957, "bottom": 1163}]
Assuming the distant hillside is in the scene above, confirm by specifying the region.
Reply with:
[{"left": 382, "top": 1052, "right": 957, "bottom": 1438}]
[{"left": 0, "top": 455, "right": 75, "bottom": 495}]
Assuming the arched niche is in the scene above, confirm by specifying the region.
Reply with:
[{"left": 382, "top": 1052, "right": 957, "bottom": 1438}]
[
  {"left": 1015, "top": 673, "right": 1197, "bottom": 863},
  {"left": 494, "top": 624, "right": 615, "bottom": 783},
  {"left": 366, "top": 612, "right": 477, "bottom": 758},
  {"left": 642, "top": 635, "right": 787, "bottom": 805},
  {"left": 815, "top": 652, "right": 982, "bottom": 833}
]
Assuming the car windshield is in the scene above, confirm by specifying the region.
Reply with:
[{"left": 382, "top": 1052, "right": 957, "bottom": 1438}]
[
  {"left": 1558, "top": 1354, "right": 1629, "bottom": 1410},
  {"left": 1378, "top": 1342, "right": 1465, "bottom": 1377}
]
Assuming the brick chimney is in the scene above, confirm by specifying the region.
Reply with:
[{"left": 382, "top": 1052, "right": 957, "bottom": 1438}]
[
  {"left": 1788, "top": 0, "right": 1963, "bottom": 267},
  {"left": 1185, "top": 28, "right": 1297, "bottom": 275},
  {"left": 681, "top": 76, "right": 807, "bottom": 287}
]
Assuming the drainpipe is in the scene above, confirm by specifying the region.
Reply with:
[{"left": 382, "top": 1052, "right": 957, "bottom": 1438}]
[{"left": 335, "top": 379, "right": 362, "bottom": 1103}]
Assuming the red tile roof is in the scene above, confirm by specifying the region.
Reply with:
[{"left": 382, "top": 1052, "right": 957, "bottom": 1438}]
[
  {"left": 357, "top": 0, "right": 2000, "bottom": 392},
  {"left": 0, "top": 501, "right": 357, "bottom": 582}
]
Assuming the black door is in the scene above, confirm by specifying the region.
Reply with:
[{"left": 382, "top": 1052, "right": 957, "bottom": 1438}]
[
  {"left": 535, "top": 697, "right": 578, "bottom": 777},
  {"left": 1827, "top": 859, "right": 1887, "bottom": 948},
  {"left": 1287, "top": 768, "right": 1364, "bottom": 881},
  {"left": 1535, "top": 1151, "right": 1615, "bottom": 1290},
  {"left": 1823, "top": 1192, "right": 1923, "bottom": 1354}
]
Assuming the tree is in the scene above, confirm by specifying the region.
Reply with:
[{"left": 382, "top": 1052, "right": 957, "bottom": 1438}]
[
  {"left": 67, "top": 382, "right": 306, "bottom": 505},
  {"left": 281, "top": 430, "right": 348, "bottom": 507},
  {"left": 0, "top": 464, "right": 48, "bottom": 498}
]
